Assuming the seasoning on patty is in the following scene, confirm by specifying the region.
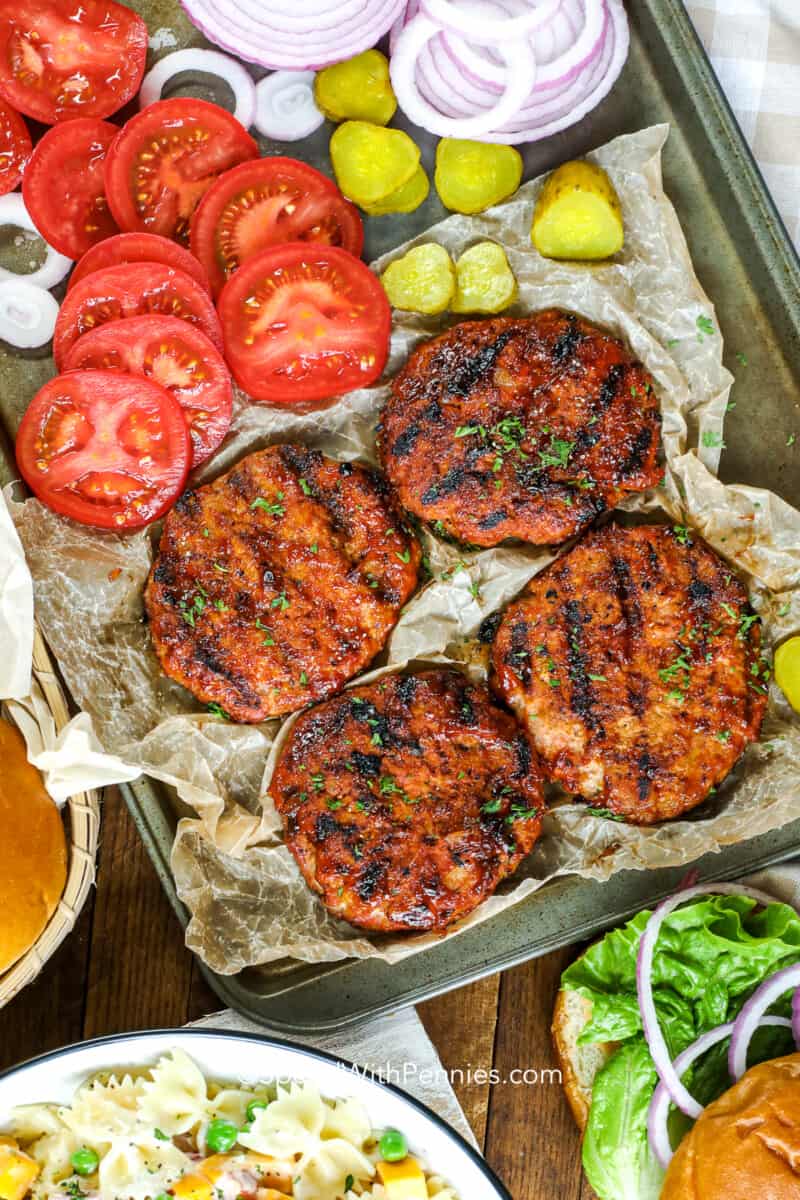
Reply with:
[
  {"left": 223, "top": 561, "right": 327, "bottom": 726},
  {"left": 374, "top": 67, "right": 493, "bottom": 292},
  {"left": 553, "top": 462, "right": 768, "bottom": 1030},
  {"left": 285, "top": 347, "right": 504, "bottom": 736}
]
[
  {"left": 491, "top": 522, "right": 769, "bottom": 824},
  {"left": 378, "top": 310, "right": 662, "bottom": 547},
  {"left": 144, "top": 445, "right": 421, "bottom": 722},
  {"left": 270, "top": 669, "right": 546, "bottom": 932}
]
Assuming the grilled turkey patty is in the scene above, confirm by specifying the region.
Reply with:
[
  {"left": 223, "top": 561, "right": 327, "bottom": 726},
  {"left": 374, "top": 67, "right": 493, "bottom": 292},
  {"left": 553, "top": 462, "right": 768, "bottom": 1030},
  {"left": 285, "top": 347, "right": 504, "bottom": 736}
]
[
  {"left": 270, "top": 669, "right": 546, "bottom": 932},
  {"left": 491, "top": 522, "right": 769, "bottom": 823},
  {"left": 378, "top": 310, "right": 662, "bottom": 547},
  {"left": 145, "top": 445, "right": 421, "bottom": 722}
]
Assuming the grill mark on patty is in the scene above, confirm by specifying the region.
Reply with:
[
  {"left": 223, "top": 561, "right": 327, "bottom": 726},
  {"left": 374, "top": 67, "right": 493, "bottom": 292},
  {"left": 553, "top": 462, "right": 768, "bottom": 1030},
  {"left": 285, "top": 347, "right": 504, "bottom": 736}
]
[
  {"left": 444, "top": 329, "right": 515, "bottom": 397},
  {"left": 395, "top": 674, "right": 419, "bottom": 706},
  {"left": 357, "top": 859, "right": 386, "bottom": 901},
  {"left": 618, "top": 426, "right": 655, "bottom": 479},
  {"left": 350, "top": 750, "right": 382, "bottom": 778},
  {"left": 610, "top": 552, "right": 646, "bottom": 716},
  {"left": 421, "top": 465, "right": 466, "bottom": 505},
  {"left": 509, "top": 619, "right": 531, "bottom": 686},
  {"left": 573, "top": 363, "right": 627, "bottom": 454},
  {"left": 391, "top": 400, "right": 442, "bottom": 459},
  {"left": 637, "top": 750, "right": 657, "bottom": 802},
  {"left": 279, "top": 443, "right": 320, "bottom": 481},
  {"left": 552, "top": 319, "right": 581, "bottom": 363},
  {"left": 478, "top": 509, "right": 508, "bottom": 531},
  {"left": 513, "top": 733, "right": 532, "bottom": 778},
  {"left": 564, "top": 599, "right": 601, "bottom": 732},
  {"left": 479, "top": 612, "right": 503, "bottom": 644},
  {"left": 173, "top": 489, "right": 199, "bottom": 516}
]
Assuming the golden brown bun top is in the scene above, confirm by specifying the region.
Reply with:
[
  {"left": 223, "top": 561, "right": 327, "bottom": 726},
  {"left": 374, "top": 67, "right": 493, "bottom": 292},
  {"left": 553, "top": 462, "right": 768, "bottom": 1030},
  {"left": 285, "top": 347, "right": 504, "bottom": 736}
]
[
  {"left": 661, "top": 1052, "right": 800, "bottom": 1199},
  {"left": 0, "top": 718, "right": 67, "bottom": 975}
]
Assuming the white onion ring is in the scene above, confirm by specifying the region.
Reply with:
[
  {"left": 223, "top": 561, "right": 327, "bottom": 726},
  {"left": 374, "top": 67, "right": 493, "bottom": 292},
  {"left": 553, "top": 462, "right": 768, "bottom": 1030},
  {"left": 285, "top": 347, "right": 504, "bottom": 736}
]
[
  {"left": 254, "top": 71, "right": 324, "bottom": 141},
  {"left": 422, "top": 0, "right": 563, "bottom": 42},
  {"left": 646, "top": 1016, "right": 794, "bottom": 1169},
  {"left": 729, "top": 962, "right": 800, "bottom": 1082},
  {"left": 390, "top": 12, "right": 535, "bottom": 137},
  {"left": 636, "top": 883, "right": 786, "bottom": 1119},
  {"left": 140, "top": 48, "right": 257, "bottom": 127},
  {"left": 0, "top": 194, "right": 72, "bottom": 290},
  {"left": 0, "top": 279, "right": 60, "bottom": 349}
]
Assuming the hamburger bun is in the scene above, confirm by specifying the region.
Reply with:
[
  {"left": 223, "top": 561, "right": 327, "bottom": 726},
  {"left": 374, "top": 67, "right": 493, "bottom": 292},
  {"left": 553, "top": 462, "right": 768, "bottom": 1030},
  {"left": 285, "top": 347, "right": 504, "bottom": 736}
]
[
  {"left": 551, "top": 957, "right": 619, "bottom": 1130},
  {"left": 661, "top": 1052, "right": 800, "bottom": 1199},
  {"left": 0, "top": 717, "right": 67, "bottom": 974}
]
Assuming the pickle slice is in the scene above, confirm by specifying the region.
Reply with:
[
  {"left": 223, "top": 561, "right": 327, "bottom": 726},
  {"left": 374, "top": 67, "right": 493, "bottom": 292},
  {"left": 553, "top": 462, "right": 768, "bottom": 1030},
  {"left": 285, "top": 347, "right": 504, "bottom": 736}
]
[
  {"left": 330, "top": 120, "right": 420, "bottom": 207},
  {"left": 434, "top": 138, "right": 522, "bottom": 215},
  {"left": 364, "top": 166, "right": 430, "bottom": 216},
  {"left": 315, "top": 50, "right": 397, "bottom": 126},
  {"left": 452, "top": 241, "right": 518, "bottom": 314},
  {"left": 381, "top": 243, "right": 455, "bottom": 315}
]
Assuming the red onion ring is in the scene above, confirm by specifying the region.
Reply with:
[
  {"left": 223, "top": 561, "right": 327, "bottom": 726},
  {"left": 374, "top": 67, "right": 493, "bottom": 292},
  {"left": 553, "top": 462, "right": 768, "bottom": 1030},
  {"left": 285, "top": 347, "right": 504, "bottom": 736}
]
[
  {"left": 636, "top": 883, "right": 782, "bottom": 1119},
  {"left": 421, "top": 0, "right": 563, "bottom": 43},
  {"left": 646, "top": 1016, "right": 794, "bottom": 1169},
  {"left": 390, "top": 11, "right": 535, "bottom": 137},
  {"left": 729, "top": 962, "right": 800, "bottom": 1082}
]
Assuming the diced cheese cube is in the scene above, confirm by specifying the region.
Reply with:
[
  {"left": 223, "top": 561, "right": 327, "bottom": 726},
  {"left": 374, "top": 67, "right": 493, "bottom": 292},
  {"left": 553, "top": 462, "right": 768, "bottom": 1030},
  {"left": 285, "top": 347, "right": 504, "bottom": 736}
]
[{"left": 376, "top": 1157, "right": 429, "bottom": 1199}]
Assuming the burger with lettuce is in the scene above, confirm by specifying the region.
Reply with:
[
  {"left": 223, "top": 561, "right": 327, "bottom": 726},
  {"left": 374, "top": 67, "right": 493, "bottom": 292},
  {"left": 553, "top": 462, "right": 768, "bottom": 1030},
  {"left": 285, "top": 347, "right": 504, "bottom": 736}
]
[{"left": 553, "top": 882, "right": 800, "bottom": 1198}]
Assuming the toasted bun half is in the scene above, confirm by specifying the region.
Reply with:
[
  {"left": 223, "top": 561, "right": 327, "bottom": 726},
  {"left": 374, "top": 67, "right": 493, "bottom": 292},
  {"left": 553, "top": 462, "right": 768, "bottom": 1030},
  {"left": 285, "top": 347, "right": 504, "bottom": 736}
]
[
  {"left": 661, "top": 1052, "right": 800, "bottom": 1199},
  {"left": 551, "top": 972, "right": 619, "bottom": 1130},
  {"left": 0, "top": 718, "right": 67, "bottom": 974}
]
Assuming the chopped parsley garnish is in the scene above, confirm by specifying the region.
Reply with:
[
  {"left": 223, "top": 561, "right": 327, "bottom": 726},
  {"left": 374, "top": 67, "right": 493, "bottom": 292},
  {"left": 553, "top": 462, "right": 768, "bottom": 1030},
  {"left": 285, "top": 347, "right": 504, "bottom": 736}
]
[
  {"left": 214, "top": 599, "right": 228, "bottom": 612},
  {"left": 299, "top": 671, "right": 308, "bottom": 685},
  {"left": 310, "top": 773, "right": 325, "bottom": 791},
  {"left": 788, "top": 433, "right": 796, "bottom": 447},
  {"left": 455, "top": 424, "right": 480, "bottom": 438},
  {"left": 271, "top": 591, "right": 290, "bottom": 611},
  {"left": 154, "top": 1129, "right": 169, "bottom": 1141},
  {"left": 778, "top": 602, "right": 791, "bottom": 617},
  {"left": 396, "top": 548, "right": 411, "bottom": 563},
  {"left": 588, "top": 673, "right": 607, "bottom": 682},
  {"left": 178, "top": 588, "right": 207, "bottom": 627},
  {"left": 701, "top": 430, "right": 725, "bottom": 449},
  {"left": 251, "top": 493, "right": 285, "bottom": 516},
  {"left": 585, "top": 806, "right": 626, "bottom": 822},
  {"left": 482, "top": 798, "right": 503, "bottom": 814},
  {"left": 299, "top": 478, "right": 312, "bottom": 495},
  {"left": 326, "top": 798, "right": 342, "bottom": 810},
  {"left": 696, "top": 314, "right": 714, "bottom": 341},
  {"left": 736, "top": 351, "right": 748, "bottom": 366},
  {"left": 538, "top": 436, "right": 574, "bottom": 469},
  {"left": 255, "top": 618, "right": 275, "bottom": 646},
  {"left": 207, "top": 703, "right": 230, "bottom": 720},
  {"left": 213, "top": 561, "right": 229, "bottom": 573},
  {"left": 673, "top": 524, "right": 692, "bottom": 546},
  {"left": 310, "top": 542, "right": 318, "bottom": 554},
  {"left": 716, "top": 730, "right": 731, "bottom": 743},
  {"left": 345, "top": 1175, "right": 355, "bottom": 1193}
]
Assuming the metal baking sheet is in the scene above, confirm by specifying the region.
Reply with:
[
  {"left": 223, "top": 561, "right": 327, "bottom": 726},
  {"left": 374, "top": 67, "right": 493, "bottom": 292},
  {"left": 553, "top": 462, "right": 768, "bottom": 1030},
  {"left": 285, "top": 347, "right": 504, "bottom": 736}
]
[{"left": 2, "top": 0, "right": 799, "bottom": 1029}]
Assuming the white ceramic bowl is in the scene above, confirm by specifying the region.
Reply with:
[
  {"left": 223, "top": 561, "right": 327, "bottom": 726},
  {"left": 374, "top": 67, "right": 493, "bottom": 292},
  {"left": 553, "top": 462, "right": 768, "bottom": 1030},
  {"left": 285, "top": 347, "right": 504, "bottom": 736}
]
[{"left": 0, "top": 1028, "right": 511, "bottom": 1198}]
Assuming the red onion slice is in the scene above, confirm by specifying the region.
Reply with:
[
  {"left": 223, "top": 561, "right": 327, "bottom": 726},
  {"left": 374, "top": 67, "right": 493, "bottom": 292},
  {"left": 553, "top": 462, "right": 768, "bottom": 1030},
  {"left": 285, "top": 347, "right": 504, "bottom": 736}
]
[
  {"left": 391, "top": 12, "right": 535, "bottom": 137},
  {"left": 140, "top": 48, "right": 257, "bottom": 127},
  {"left": 636, "top": 882, "right": 782, "bottom": 1118},
  {"left": 0, "top": 194, "right": 72, "bottom": 290},
  {"left": 421, "top": 0, "right": 563, "bottom": 43},
  {"left": 254, "top": 71, "right": 324, "bottom": 141},
  {"left": 647, "top": 1016, "right": 794, "bottom": 1169},
  {"left": 0, "top": 279, "right": 60, "bottom": 349},
  {"left": 729, "top": 963, "right": 800, "bottom": 1081}
]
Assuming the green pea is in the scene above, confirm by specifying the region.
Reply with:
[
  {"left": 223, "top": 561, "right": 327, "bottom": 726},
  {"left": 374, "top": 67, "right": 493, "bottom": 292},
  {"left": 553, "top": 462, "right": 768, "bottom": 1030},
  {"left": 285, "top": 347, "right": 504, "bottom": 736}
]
[
  {"left": 205, "top": 1118, "right": 239, "bottom": 1154},
  {"left": 245, "top": 1098, "right": 268, "bottom": 1124},
  {"left": 379, "top": 1129, "right": 408, "bottom": 1162},
  {"left": 70, "top": 1147, "right": 99, "bottom": 1176}
]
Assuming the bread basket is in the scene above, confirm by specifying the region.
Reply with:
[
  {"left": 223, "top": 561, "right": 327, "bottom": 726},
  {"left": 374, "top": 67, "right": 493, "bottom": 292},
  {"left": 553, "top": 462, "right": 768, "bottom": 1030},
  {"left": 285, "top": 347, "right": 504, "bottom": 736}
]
[{"left": 0, "top": 624, "right": 100, "bottom": 1008}]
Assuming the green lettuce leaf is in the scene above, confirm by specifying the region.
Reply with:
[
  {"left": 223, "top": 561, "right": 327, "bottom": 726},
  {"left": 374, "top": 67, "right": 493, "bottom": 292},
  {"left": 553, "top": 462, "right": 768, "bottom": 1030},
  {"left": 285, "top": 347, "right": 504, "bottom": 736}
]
[{"left": 561, "top": 895, "right": 800, "bottom": 1200}]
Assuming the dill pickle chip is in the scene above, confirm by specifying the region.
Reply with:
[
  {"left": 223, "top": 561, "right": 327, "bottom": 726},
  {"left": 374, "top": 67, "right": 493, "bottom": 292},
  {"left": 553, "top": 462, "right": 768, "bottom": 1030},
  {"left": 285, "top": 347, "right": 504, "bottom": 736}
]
[
  {"left": 381, "top": 243, "right": 455, "bottom": 315},
  {"left": 775, "top": 636, "right": 800, "bottom": 713},
  {"left": 330, "top": 121, "right": 420, "bottom": 207},
  {"left": 363, "top": 166, "right": 429, "bottom": 216},
  {"left": 314, "top": 50, "right": 397, "bottom": 125},
  {"left": 532, "top": 160, "right": 624, "bottom": 260},
  {"left": 452, "top": 241, "right": 518, "bottom": 314},
  {"left": 434, "top": 138, "right": 522, "bottom": 215}
]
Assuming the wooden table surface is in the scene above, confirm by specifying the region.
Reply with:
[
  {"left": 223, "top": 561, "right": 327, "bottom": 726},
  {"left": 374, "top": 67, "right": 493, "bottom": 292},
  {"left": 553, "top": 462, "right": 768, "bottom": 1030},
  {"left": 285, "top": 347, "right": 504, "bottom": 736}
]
[{"left": 0, "top": 786, "right": 594, "bottom": 1200}]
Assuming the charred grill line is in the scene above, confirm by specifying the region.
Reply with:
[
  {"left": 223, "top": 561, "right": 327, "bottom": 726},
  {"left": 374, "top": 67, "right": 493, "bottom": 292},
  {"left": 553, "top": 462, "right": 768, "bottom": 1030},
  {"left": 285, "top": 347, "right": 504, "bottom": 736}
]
[
  {"left": 509, "top": 618, "right": 532, "bottom": 686},
  {"left": 445, "top": 330, "right": 515, "bottom": 396},
  {"left": 552, "top": 319, "right": 581, "bottom": 363},
  {"left": 564, "top": 599, "right": 602, "bottom": 733},
  {"left": 618, "top": 425, "right": 654, "bottom": 479}
]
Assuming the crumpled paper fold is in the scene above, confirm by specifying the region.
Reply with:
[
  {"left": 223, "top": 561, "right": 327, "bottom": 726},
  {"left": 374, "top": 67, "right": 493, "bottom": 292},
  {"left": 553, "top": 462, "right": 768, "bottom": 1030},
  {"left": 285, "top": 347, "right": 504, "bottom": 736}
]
[{"left": 6, "top": 125, "right": 800, "bottom": 970}]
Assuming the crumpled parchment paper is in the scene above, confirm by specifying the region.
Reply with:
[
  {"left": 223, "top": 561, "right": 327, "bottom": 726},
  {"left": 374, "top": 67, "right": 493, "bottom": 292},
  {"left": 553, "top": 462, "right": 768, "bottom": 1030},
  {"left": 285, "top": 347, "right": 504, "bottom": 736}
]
[{"left": 7, "top": 124, "right": 800, "bottom": 971}]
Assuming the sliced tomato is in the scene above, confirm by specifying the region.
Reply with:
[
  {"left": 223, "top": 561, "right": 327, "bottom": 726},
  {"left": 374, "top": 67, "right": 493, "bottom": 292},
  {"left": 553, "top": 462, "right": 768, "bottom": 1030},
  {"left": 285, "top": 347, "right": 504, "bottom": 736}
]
[
  {"left": 190, "top": 157, "right": 364, "bottom": 297},
  {"left": 63, "top": 315, "right": 233, "bottom": 468},
  {"left": 0, "top": 96, "right": 29, "bottom": 195},
  {"left": 218, "top": 243, "right": 391, "bottom": 405},
  {"left": 104, "top": 98, "right": 259, "bottom": 246},
  {"left": 16, "top": 370, "right": 190, "bottom": 529},
  {"left": 23, "top": 117, "right": 118, "bottom": 259},
  {"left": 53, "top": 261, "right": 223, "bottom": 369},
  {"left": 0, "top": 0, "right": 147, "bottom": 124},
  {"left": 69, "top": 232, "right": 212, "bottom": 295}
]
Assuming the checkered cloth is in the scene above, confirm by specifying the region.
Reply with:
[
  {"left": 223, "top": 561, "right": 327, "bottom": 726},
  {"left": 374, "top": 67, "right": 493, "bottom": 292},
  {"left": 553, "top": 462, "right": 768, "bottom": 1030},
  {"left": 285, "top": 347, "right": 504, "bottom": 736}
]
[{"left": 685, "top": 0, "right": 800, "bottom": 250}]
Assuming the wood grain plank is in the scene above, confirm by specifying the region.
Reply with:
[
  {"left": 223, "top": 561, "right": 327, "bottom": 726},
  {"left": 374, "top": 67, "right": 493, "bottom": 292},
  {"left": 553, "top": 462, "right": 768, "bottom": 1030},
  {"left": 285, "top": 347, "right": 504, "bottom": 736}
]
[
  {"left": 485, "top": 949, "right": 585, "bottom": 1200},
  {"left": 419, "top": 975, "right": 500, "bottom": 1150},
  {"left": 82, "top": 787, "right": 195, "bottom": 1035},
  {"left": 187, "top": 958, "right": 224, "bottom": 1024},
  {"left": 0, "top": 900, "right": 94, "bottom": 1070}
]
